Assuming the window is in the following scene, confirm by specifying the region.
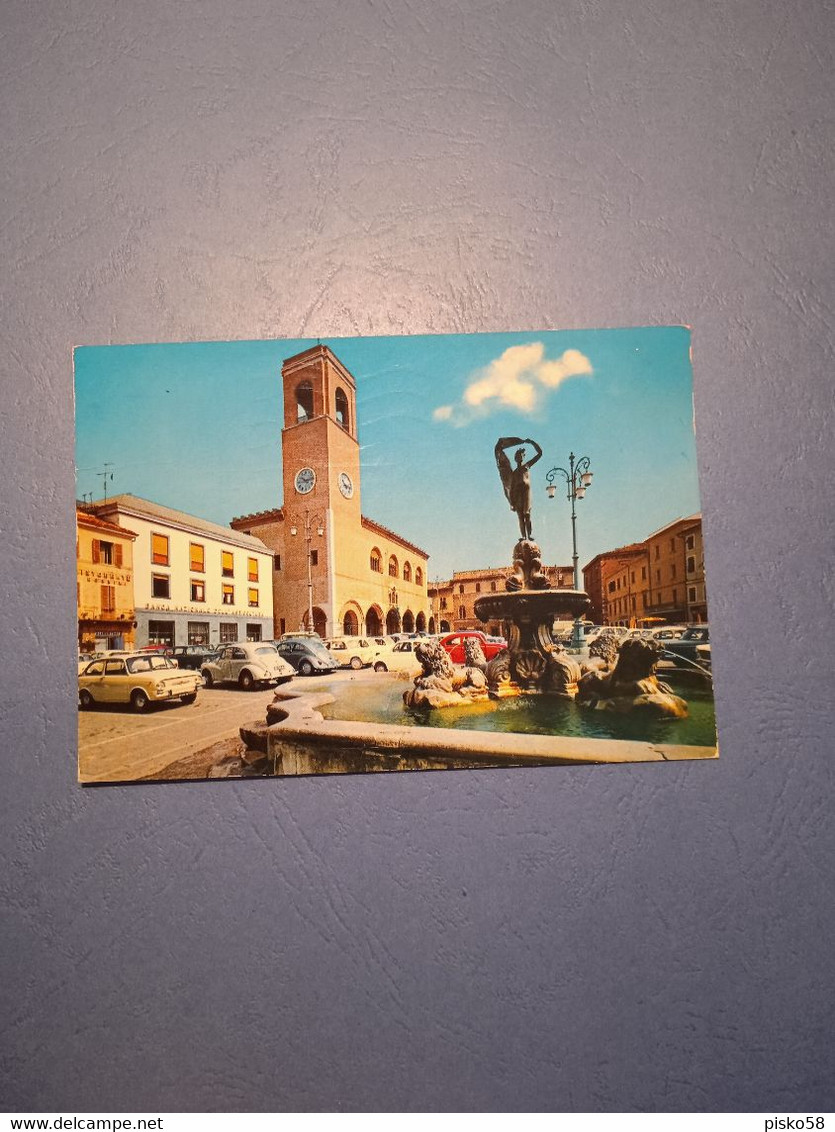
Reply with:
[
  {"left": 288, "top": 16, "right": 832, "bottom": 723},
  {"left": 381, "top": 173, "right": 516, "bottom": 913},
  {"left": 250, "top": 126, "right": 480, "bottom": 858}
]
[
  {"left": 608, "top": 580, "right": 616, "bottom": 593},
  {"left": 686, "top": 535, "right": 695, "bottom": 551},
  {"left": 220, "top": 622, "right": 238, "bottom": 643},
  {"left": 670, "top": 538, "right": 675, "bottom": 551},
  {"left": 222, "top": 584, "right": 234, "bottom": 605},
  {"left": 641, "top": 566, "right": 647, "bottom": 580},
  {"left": 335, "top": 387, "right": 350, "bottom": 431},
  {"left": 459, "top": 605, "right": 466, "bottom": 620},
  {"left": 93, "top": 539, "right": 116, "bottom": 565},
  {"left": 248, "top": 557, "right": 259, "bottom": 582},
  {"left": 152, "top": 533, "right": 169, "bottom": 565},
  {"left": 190, "top": 543, "right": 205, "bottom": 572},
  {"left": 152, "top": 574, "right": 170, "bottom": 599},
  {"left": 148, "top": 620, "right": 174, "bottom": 646},
  {"left": 296, "top": 380, "right": 314, "bottom": 423},
  {"left": 672, "top": 588, "right": 678, "bottom": 604},
  {"left": 631, "top": 571, "right": 635, "bottom": 584},
  {"left": 642, "top": 593, "right": 648, "bottom": 608},
  {"left": 654, "top": 545, "right": 660, "bottom": 560},
  {"left": 686, "top": 555, "right": 696, "bottom": 574},
  {"left": 475, "top": 582, "right": 481, "bottom": 593},
  {"left": 274, "top": 554, "right": 281, "bottom": 570},
  {"left": 370, "top": 548, "right": 382, "bottom": 573},
  {"left": 688, "top": 586, "right": 697, "bottom": 603},
  {"left": 459, "top": 583, "right": 464, "bottom": 594},
  {"left": 191, "top": 579, "right": 205, "bottom": 602},
  {"left": 670, "top": 563, "right": 677, "bottom": 579},
  {"left": 187, "top": 621, "right": 209, "bottom": 645},
  {"left": 222, "top": 551, "right": 234, "bottom": 577},
  {"left": 389, "top": 555, "right": 398, "bottom": 578},
  {"left": 490, "top": 581, "right": 497, "bottom": 592},
  {"left": 247, "top": 624, "right": 262, "bottom": 642},
  {"left": 310, "top": 549, "right": 318, "bottom": 567},
  {"left": 656, "top": 569, "right": 661, "bottom": 584},
  {"left": 248, "top": 588, "right": 259, "bottom": 608},
  {"left": 403, "top": 562, "right": 412, "bottom": 582},
  {"left": 100, "top": 585, "right": 115, "bottom": 613},
  {"left": 631, "top": 595, "right": 636, "bottom": 610},
  {"left": 440, "top": 597, "right": 447, "bottom": 610},
  {"left": 104, "top": 659, "right": 126, "bottom": 676},
  {"left": 415, "top": 568, "right": 423, "bottom": 586}
]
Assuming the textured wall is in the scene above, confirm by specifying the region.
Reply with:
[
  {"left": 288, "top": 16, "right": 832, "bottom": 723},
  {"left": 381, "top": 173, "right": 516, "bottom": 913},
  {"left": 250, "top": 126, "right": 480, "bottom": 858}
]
[{"left": 2, "top": 0, "right": 832, "bottom": 1113}]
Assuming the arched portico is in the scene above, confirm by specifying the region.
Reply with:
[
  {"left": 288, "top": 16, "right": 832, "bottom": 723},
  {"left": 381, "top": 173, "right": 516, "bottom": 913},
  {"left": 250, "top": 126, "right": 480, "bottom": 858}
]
[
  {"left": 402, "top": 610, "right": 415, "bottom": 633},
  {"left": 386, "top": 608, "right": 401, "bottom": 635},
  {"left": 415, "top": 611, "right": 426, "bottom": 633},
  {"left": 338, "top": 600, "right": 364, "bottom": 637},
  {"left": 365, "top": 605, "right": 383, "bottom": 636}
]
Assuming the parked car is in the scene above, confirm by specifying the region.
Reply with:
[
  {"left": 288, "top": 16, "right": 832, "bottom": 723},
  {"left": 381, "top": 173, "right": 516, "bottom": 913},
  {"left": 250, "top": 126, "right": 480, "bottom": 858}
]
[
  {"left": 79, "top": 653, "right": 201, "bottom": 712},
  {"left": 438, "top": 631, "right": 507, "bottom": 665},
  {"left": 658, "top": 625, "right": 711, "bottom": 673},
  {"left": 272, "top": 637, "right": 338, "bottom": 677},
  {"left": 324, "top": 636, "right": 380, "bottom": 669},
  {"left": 201, "top": 643, "right": 294, "bottom": 690},
  {"left": 170, "top": 645, "right": 219, "bottom": 670},
  {"left": 650, "top": 625, "right": 687, "bottom": 642},
  {"left": 372, "top": 638, "right": 423, "bottom": 675}
]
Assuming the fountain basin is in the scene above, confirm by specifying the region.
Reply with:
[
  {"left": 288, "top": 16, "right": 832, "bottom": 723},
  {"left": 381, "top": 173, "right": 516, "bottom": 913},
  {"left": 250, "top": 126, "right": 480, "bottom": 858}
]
[{"left": 256, "top": 678, "right": 717, "bottom": 777}]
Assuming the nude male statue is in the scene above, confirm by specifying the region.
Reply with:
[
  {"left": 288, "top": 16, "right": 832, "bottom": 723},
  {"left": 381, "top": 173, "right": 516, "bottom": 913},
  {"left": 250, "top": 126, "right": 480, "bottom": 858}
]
[{"left": 494, "top": 436, "right": 543, "bottom": 540}]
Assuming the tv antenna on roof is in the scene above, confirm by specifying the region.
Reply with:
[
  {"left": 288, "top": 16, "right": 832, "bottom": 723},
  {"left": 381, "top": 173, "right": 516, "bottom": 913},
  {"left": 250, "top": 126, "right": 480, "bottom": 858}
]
[{"left": 98, "top": 463, "right": 114, "bottom": 503}]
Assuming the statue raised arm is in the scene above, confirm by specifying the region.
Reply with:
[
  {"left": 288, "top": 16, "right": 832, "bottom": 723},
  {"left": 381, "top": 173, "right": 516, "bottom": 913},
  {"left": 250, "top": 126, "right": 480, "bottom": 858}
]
[{"left": 494, "top": 436, "right": 543, "bottom": 539}]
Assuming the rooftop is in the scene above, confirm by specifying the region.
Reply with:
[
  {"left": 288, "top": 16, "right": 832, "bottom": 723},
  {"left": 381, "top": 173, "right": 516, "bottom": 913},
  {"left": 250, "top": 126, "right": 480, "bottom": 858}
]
[{"left": 91, "top": 495, "right": 272, "bottom": 554}]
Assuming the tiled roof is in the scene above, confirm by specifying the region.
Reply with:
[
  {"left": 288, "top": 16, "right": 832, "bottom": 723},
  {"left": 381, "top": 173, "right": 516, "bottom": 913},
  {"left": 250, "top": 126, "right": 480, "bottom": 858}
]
[
  {"left": 91, "top": 495, "right": 272, "bottom": 554},
  {"left": 361, "top": 515, "right": 428, "bottom": 559},
  {"left": 76, "top": 508, "right": 138, "bottom": 539}
]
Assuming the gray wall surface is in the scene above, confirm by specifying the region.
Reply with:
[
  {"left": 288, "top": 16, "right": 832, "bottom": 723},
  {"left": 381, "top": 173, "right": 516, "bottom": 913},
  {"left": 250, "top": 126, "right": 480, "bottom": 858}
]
[{"left": 2, "top": 0, "right": 832, "bottom": 1113}]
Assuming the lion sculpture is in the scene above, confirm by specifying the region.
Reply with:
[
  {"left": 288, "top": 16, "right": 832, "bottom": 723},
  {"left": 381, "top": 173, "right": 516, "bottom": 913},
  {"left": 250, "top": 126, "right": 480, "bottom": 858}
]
[
  {"left": 403, "top": 639, "right": 488, "bottom": 710},
  {"left": 577, "top": 637, "right": 687, "bottom": 718}
]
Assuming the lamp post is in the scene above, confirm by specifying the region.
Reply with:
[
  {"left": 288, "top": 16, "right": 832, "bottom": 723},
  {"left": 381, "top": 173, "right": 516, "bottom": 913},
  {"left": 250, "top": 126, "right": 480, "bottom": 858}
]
[
  {"left": 545, "top": 452, "right": 593, "bottom": 647},
  {"left": 289, "top": 509, "right": 325, "bottom": 635}
]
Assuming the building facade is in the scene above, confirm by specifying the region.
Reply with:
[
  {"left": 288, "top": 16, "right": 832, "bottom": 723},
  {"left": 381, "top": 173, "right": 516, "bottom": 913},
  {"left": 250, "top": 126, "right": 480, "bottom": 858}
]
[
  {"left": 429, "top": 563, "right": 574, "bottom": 635},
  {"left": 76, "top": 509, "right": 138, "bottom": 652},
  {"left": 91, "top": 495, "right": 274, "bottom": 647},
  {"left": 231, "top": 345, "right": 430, "bottom": 638},
  {"left": 582, "top": 514, "right": 707, "bottom": 627}
]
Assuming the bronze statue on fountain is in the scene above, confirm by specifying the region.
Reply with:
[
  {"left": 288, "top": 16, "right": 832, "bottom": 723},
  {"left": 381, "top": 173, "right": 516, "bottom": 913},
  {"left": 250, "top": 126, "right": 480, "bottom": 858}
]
[{"left": 472, "top": 436, "right": 591, "bottom": 698}]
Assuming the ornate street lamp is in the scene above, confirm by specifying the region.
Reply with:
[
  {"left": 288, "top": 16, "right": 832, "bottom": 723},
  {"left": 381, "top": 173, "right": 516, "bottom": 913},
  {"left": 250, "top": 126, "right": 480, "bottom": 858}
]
[
  {"left": 545, "top": 452, "right": 593, "bottom": 647},
  {"left": 289, "top": 509, "right": 325, "bottom": 635}
]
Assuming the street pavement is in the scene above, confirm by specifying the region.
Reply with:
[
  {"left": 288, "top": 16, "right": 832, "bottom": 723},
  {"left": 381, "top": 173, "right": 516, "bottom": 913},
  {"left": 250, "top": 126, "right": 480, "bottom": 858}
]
[{"left": 77, "top": 669, "right": 369, "bottom": 784}]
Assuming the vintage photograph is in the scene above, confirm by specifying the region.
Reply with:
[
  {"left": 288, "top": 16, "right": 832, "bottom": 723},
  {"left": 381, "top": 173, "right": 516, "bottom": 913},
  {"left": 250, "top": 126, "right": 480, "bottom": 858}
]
[{"left": 74, "top": 327, "right": 716, "bottom": 783}]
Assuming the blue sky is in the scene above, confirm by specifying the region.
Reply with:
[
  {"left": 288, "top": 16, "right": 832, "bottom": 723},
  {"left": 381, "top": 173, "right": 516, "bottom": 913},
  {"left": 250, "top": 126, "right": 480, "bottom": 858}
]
[{"left": 74, "top": 327, "right": 702, "bottom": 580}]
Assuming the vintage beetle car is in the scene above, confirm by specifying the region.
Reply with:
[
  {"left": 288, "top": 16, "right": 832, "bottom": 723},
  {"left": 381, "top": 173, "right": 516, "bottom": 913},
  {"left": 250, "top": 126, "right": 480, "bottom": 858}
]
[
  {"left": 78, "top": 653, "right": 201, "bottom": 712},
  {"left": 200, "top": 643, "right": 294, "bottom": 690},
  {"left": 271, "top": 638, "right": 338, "bottom": 676}
]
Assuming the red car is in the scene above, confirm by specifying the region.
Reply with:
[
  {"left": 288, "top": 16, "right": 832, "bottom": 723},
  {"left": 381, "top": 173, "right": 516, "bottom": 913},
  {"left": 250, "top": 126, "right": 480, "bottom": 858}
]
[{"left": 439, "top": 631, "right": 507, "bottom": 665}]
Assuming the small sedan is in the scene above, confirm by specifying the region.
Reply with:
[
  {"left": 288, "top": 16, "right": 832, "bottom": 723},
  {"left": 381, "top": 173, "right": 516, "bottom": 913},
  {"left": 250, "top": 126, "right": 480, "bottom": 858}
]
[
  {"left": 170, "top": 645, "right": 219, "bottom": 670},
  {"left": 201, "top": 643, "right": 295, "bottom": 690},
  {"left": 273, "top": 638, "right": 338, "bottom": 677},
  {"left": 658, "top": 625, "right": 711, "bottom": 674},
  {"left": 324, "top": 637, "right": 380, "bottom": 669},
  {"left": 372, "top": 639, "right": 423, "bottom": 676},
  {"left": 79, "top": 653, "right": 202, "bottom": 712},
  {"left": 439, "top": 631, "right": 507, "bottom": 665}
]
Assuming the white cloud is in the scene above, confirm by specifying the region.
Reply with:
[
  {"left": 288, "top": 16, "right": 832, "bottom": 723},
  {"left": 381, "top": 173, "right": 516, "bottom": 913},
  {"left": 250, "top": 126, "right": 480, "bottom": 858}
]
[{"left": 433, "top": 342, "right": 593, "bottom": 426}]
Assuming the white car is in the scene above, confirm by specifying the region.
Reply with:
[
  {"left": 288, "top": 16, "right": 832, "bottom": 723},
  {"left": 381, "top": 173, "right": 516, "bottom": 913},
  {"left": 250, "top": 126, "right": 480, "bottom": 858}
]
[
  {"left": 371, "top": 639, "right": 423, "bottom": 675},
  {"left": 324, "top": 637, "right": 380, "bottom": 670},
  {"left": 201, "top": 643, "right": 295, "bottom": 690}
]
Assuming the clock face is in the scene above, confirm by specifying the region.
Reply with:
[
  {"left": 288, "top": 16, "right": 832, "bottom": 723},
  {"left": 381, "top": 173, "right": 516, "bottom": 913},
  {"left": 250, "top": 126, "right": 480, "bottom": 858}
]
[
  {"left": 294, "top": 467, "right": 316, "bottom": 495},
  {"left": 338, "top": 472, "right": 354, "bottom": 499}
]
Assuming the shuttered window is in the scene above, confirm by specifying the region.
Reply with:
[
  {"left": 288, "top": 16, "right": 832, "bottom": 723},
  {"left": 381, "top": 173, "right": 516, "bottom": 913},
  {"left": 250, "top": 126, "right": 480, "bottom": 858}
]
[
  {"left": 152, "top": 533, "right": 169, "bottom": 565},
  {"left": 222, "top": 551, "right": 234, "bottom": 577},
  {"left": 247, "top": 557, "right": 258, "bottom": 582},
  {"left": 190, "top": 543, "right": 205, "bottom": 572}
]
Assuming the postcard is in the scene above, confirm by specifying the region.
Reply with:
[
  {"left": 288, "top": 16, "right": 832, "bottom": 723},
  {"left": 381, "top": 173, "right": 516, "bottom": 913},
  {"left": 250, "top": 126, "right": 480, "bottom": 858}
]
[{"left": 74, "top": 327, "right": 716, "bottom": 783}]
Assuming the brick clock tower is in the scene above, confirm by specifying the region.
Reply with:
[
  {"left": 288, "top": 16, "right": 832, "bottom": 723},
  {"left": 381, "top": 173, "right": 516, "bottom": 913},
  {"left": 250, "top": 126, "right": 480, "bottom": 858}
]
[
  {"left": 279, "top": 345, "right": 362, "bottom": 636},
  {"left": 232, "top": 342, "right": 430, "bottom": 640}
]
